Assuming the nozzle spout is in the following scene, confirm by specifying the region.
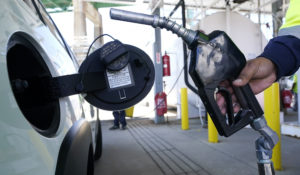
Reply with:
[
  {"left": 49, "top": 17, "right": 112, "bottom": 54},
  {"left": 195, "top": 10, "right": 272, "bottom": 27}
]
[
  {"left": 110, "top": 8, "right": 157, "bottom": 26},
  {"left": 110, "top": 8, "right": 200, "bottom": 46}
]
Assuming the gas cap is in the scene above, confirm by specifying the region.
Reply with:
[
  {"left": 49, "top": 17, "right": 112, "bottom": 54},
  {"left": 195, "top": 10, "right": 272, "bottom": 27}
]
[{"left": 79, "top": 43, "right": 155, "bottom": 110}]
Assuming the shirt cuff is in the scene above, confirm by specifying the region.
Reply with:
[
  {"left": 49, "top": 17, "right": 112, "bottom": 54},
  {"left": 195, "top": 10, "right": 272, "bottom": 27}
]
[{"left": 258, "top": 36, "right": 298, "bottom": 79}]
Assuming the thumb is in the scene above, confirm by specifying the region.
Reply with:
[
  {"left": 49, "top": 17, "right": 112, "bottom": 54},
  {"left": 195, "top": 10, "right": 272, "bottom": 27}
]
[
  {"left": 233, "top": 75, "right": 249, "bottom": 86},
  {"left": 233, "top": 62, "right": 257, "bottom": 86},
  {"left": 232, "top": 59, "right": 258, "bottom": 86}
]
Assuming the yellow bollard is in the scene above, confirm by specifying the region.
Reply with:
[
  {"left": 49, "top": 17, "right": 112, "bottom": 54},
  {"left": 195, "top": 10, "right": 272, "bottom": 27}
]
[
  {"left": 264, "top": 82, "right": 282, "bottom": 170},
  {"left": 125, "top": 106, "right": 134, "bottom": 117},
  {"left": 208, "top": 113, "right": 218, "bottom": 143},
  {"left": 181, "top": 88, "right": 189, "bottom": 130}
]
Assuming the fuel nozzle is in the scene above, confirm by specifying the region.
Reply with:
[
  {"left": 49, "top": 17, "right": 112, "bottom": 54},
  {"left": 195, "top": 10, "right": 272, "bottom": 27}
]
[{"left": 110, "top": 8, "right": 208, "bottom": 48}]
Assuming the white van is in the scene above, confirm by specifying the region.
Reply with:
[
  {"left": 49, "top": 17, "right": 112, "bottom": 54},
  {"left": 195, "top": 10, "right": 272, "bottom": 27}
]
[{"left": 0, "top": 0, "right": 102, "bottom": 174}]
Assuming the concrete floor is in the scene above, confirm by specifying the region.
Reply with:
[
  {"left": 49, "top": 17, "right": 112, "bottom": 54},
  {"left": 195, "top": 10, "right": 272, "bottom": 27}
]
[{"left": 95, "top": 115, "right": 300, "bottom": 175}]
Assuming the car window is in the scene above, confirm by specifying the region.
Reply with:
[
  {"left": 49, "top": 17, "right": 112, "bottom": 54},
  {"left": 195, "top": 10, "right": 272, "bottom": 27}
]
[{"left": 23, "top": 0, "right": 77, "bottom": 63}]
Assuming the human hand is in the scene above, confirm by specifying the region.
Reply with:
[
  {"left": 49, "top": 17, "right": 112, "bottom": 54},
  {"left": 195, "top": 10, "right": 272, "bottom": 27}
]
[{"left": 217, "top": 57, "right": 277, "bottom": 114}]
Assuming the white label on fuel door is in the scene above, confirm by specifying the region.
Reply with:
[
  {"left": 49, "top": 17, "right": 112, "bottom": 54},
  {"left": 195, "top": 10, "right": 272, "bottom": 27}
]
[{"left": 106, "top": 65, "right": 134, "bottom": 89}]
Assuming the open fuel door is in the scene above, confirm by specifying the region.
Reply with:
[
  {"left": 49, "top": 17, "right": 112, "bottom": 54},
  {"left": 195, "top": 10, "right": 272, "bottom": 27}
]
[{"left": 11, "top": 38, "right": 155, "bottom": 111}]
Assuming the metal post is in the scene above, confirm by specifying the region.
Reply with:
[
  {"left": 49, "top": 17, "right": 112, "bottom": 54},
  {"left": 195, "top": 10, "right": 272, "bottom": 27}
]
[
  {"left": 271, "top": 0, "right": 283, "bottom": 37},
  {"left": 208, "top": 113, "right": 218, "bottom": 143},
  {"left": 84, "top": 2, "right": 104, "bottom": 46},
  {"left": 264, "top": 83, "right": 282, "bottom": 170},
  {"left": 181, "top": 0, "right": 198, "bottom": 94},
  {"left": 258, "top": 0, "right": 263, "bottom": 52},
  {"left": 73, "top": 0, "right": 87, "bottom": 37},
  {"left": 73, "top": 0, "right": 88, "bottom": 63},
  {"left": 181, "top": 88, "right": 189, "bottom": 130},
  {"left": 225, "top": 0, "right": 231, "bottom": 35},
  {"left": 153, "top": 7, "right": 165, "bottom": 124}
]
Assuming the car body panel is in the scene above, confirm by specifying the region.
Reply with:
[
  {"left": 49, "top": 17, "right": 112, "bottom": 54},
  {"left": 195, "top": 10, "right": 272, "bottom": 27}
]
[{"left": 0, "top": 0, "right": 99, "bottom": 174}]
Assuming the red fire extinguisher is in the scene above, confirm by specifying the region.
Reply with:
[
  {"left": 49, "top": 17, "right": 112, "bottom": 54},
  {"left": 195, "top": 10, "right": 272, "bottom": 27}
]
[
  {"left": 155, "top": 92, "right": 167, "bottom": 116},
  {"left": 162, "top": 52, "right": 170, "bottom": 76},
  {"left": 281, "top": 89, "right": 293, "bottom": 108}
]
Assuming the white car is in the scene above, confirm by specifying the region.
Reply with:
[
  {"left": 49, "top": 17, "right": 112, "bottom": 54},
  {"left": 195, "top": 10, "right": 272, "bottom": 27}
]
[{"left": 0, "top": 0, "right": 102, "bottom": 174}]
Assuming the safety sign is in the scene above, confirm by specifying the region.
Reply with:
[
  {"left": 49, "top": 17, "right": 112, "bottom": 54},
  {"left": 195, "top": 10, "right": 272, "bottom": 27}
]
[{"left": 106, "top": 65, "right": 134, "bottom": 89}]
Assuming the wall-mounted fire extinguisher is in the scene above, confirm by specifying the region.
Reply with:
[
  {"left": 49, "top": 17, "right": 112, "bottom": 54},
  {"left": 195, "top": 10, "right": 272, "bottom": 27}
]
[
  {"left": 281, "top": 89, "right": 293, "bottom": 108},
  {"left": 162, "top": 52, "right": 170, "bottom": 77}
]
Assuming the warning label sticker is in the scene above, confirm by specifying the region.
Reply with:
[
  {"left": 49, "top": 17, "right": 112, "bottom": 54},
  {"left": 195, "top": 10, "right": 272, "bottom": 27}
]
[{"left": 106, "top": 65, "right": 134, "bottom": 89}]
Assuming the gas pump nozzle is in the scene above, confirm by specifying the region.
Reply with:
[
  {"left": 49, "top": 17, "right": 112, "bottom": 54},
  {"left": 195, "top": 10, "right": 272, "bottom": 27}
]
[
  {"left": 110, "top": 8, "right": 276, "bottom": 138},
  {"left": 110, "top": 8, "right": 278, "bottom": 174}
]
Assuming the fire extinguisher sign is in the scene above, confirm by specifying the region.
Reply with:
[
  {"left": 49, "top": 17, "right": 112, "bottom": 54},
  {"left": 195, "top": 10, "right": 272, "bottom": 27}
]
[
  {"left": 156, "top": 52, "right": 161, "bottom": 64},
  {"left": 155, "top": 92, "right": 167, "bottom": 116}
]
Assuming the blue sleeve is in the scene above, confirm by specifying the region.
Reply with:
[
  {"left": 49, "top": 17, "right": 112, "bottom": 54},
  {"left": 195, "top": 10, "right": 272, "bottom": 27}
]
[{"left": 258, "top": 35, "right": 300, "bottom": 79}]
